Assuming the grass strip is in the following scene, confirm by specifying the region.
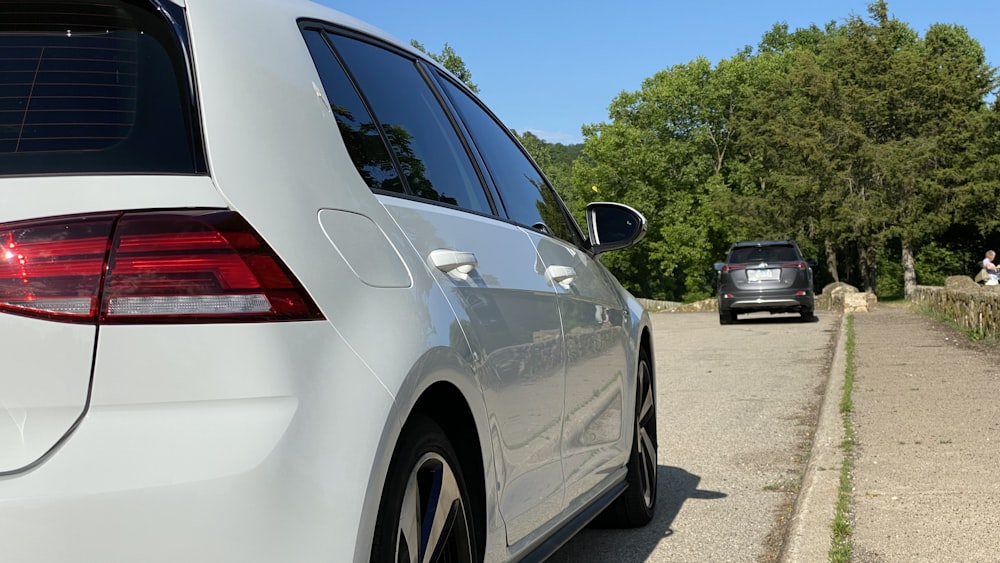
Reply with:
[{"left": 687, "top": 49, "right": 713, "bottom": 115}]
[{"left": 829, "top": 314, "right": 856, "bottom": 562}]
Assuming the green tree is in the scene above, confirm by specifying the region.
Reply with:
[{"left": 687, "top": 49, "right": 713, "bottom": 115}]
[
  {"left": 574, "top": 56, "right": 752, "bottom": 301},
  {"left": 826, "top": 2, "right": 994, "bottom": 295},
  {"left": 724, "top": 22, "right": 848, "bottom": 286},
  {"left": 726, "top": 2, "right": 995, "bottom": 295}
]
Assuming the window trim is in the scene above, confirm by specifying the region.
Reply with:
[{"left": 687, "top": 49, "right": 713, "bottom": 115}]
[
  {"left": 151, "top": 0, "right": 208, "bottom": 174},
  {"left": 298, "top": 18, "right": 591, "bottom": 252},
  {"left": 429, "top": 68, "right": 589, "bottom": 250},
  {"left": 302, "top": 27, "right": 406, "bottom": 197},
  {"left": 299, "top": 20, "right": 499, "bottom": 218}
]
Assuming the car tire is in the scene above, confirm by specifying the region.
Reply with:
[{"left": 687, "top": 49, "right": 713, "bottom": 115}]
[
  {"left": 595, "top": 348, "right": 658, "bottom": 528},
  {"left": 719, "top": 311, "right": 735, "bottom": 325},
  {"left": 370, "top": 414, "right": 476, "bottom": 563},
  {"left": 800, "top": 309, "right": 814, "bottom": 321}
]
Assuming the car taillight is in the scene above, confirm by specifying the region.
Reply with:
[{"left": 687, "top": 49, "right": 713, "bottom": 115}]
[
  {"left": 778, "top": 261, "right": 808, "bottom": 270},
  {"left": 0, "top": 214, "right": 116, "bottom": 321},
  {"left": 0, "top": 210, "right": 324, "bottom": 324},
  {"left": 721, "top": 264, "right": 746, "bottom": 273}
]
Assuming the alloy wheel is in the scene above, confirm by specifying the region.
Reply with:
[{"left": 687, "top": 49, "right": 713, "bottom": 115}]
[
  {"left": 395, "top": 452, "right": 474, "bottom": 563},
  {"left": 636, "top": 357, "right": 657, "bottom": 509}
]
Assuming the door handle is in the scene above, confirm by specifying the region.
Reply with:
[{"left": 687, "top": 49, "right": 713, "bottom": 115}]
[
  {"left": 429, "top": 249, "right": 478, "bottom": 281},
  {"left": 545, "top": 265, "right": 576, "bottom": 289}
]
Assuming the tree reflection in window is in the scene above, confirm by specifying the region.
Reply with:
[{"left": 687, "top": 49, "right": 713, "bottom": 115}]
[
  {"left": 327, "top": 33, "right": 482, "bottom": 211},
  {"left": 329, "top": 103, "right": 403, "bottom": 193},
  {"left": 438, "top": 76, "right": 578, "bottom": 243},
  {"left": 303, "top": 30, "right": 401, "bottom": 193},
  {"left": 330, "top": 102, "right": 455, "bottom": 205},
  {"left": 305, "top": 28, "right": 488, "bottom": 212},
  {"left": 534, "top": 176, "right": 576, "bottom": 243},
  {"left": 381, "top": 122, "right": 457, "bottom": 206}
]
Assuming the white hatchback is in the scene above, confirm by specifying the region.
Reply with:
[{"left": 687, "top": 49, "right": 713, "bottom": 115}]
[{"left": 0, "top": 1, "right": 658, "bottom": 561}]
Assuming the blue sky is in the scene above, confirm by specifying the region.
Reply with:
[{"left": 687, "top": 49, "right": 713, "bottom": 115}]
[{"left": 322, "top": 1, "right": 1000, "bottom": 145}]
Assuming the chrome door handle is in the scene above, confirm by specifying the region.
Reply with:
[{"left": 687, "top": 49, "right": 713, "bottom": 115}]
[{"left": 429, "top": 249, "right": 478, "bottom": 280}]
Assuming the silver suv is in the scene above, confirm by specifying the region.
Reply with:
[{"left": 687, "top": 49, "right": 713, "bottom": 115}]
[{"left": 715, "top": 240, "right": 816, "bottom": 324}]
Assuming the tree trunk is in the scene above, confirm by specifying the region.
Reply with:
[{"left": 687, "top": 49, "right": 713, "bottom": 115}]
[
  {"left": 844, "top": 243, "right": 855, "bottom": 286},
  {"left": 902, "top": 240, "right": 917, "bottom": 299},
  {"left": 825, "top": 238, "right": 840, "bottom": 283},
  {"left": 861, "top": 243, "right": 878, "bottom": 294}
]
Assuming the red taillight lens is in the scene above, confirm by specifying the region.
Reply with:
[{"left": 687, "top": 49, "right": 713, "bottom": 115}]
[
  {"left": 778, "top": 261, "right": 808, "bottom": 270},
  {"left": 0, "top": 215, "right": 117, "bottom": 321},
  {"left": 0, "top": 210, "right": 324, "bottom": 324},
  {"left": 721, "top": 264, "right": 746, "bottom": 273}
]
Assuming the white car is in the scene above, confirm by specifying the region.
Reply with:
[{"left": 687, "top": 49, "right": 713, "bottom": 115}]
[{"left": 0, "top": 1, "right": 657, "bottom": 561}]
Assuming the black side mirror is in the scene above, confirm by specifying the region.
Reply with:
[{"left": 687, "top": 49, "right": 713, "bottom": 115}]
[{"left": 585, "top": 202, "right": 647, "bottom": 256}]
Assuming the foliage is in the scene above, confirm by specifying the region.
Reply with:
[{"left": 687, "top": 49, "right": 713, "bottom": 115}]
[
  {"left": 876, "top": 246, "right": 905, "bottom": 300},
  {"left": 914, "top": 240, "right": 974, "bottom": 285},
  {"left": 561, "top": 0, "right": 997, "bottom": 301}
]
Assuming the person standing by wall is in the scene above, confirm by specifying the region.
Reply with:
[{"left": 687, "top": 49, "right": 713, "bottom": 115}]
[{"left": 982, "top": 250, "right": 1000, "bottom": 285}]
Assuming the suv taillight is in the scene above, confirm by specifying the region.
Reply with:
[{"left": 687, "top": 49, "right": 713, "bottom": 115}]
[
  {"left": 721, "top": 264, "right": 745, "bottom": 273},
  {"left": 0, "top": 210, "right": 324, "bottom": 324}
]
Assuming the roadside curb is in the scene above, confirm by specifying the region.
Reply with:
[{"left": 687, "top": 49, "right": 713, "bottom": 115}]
[{"left": 780, "top": 312, "right": 848, "bottom": 561}]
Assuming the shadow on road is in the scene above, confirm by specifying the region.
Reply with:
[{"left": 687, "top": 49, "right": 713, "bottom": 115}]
[
  {"left": 733, "top": 313, "right": 820, "bottom": 325},
  {"left": 547, "top": 465, "right": 726, "bottom": 562}
]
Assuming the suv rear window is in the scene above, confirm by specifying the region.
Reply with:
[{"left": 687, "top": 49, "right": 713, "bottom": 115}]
[
  {"left": 0, "top": 0, "right": 203, "bottom": 176},
  {"left": 728, "top": 244, "right": 800, "bottom": 263}
]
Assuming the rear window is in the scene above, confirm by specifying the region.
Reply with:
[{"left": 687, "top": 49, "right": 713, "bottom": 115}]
[
  {"left": 0, "top": 0, "right": 203, "bottom": 176},
  {"left": 728, "top": 244, "right": 800, "bottom": 264}
]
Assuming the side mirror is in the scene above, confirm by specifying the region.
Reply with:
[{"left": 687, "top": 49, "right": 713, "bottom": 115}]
[
  {"left": 806, "top": 258, "right": 818, "bottom": 268},
  {"left": 585, "top": 202, "right": 647, "bottom": 256},
  {"left": 714, "top": 262, "right": 724, "bottom": 272}
]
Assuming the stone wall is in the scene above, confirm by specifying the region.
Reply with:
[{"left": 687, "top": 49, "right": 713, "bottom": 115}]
[
  {"left": 910, "top": 277, "right": 1000, "bottom": 339},
  {"left": 634, "top": 297, "right": 682, "bottom": 312},
  {"left": 636, "top": 281, "right": 878, "bottom": 314},
  {"left": 816, "top": 282, "right": 877, "bottom": 312}
]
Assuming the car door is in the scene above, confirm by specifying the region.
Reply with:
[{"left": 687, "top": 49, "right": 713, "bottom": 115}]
[
  {"left": 304, "top": 29, "right": 568, "bottom": 546},
  {"left": 530, "top": 234, "right": 631, "bottom": 504},
  {"left": 436, "top": 77, "right": 630, "bottom": 513}
]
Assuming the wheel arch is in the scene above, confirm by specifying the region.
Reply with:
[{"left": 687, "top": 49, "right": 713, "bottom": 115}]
[
  {"left": 640, "top": 324, "right": 654, "bottom": 372},
  {"left": 638, "top": 324, "right": 657, "bottom": 450},
  {"left": 354, "top": 343, "right": 495, "bottom": 563}
]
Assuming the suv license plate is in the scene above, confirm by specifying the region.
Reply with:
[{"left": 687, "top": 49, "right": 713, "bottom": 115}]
[{"left": 748, "top": 268, "right": 779, "bottom": 282}]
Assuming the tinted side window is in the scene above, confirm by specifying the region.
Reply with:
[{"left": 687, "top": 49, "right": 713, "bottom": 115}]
[
  {"left": 302, "top": 30, "right": 402, "bottom": 194},
  {"left": 0, "top": 1, "right": 202, "bottom": 175},
  {"left": 437, "top": 76, "right": 576, "bottom": 243},
  {"left": 325, "top": 34, "right": 492, "bottom": 215}
]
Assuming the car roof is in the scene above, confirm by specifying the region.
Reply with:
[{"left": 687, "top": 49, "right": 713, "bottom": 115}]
[{"left": 730, "top": 240, "right": 797, "bottom": 248}]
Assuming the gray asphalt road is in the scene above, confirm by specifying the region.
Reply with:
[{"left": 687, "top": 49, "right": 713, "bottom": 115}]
[{"left": 548, "top": 310, "right": 840, "bottom": 563}]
